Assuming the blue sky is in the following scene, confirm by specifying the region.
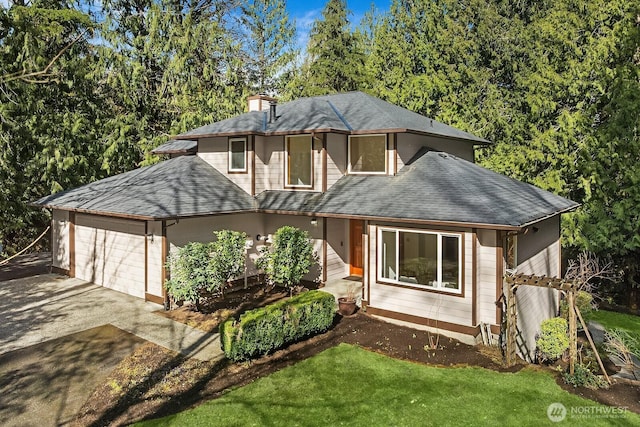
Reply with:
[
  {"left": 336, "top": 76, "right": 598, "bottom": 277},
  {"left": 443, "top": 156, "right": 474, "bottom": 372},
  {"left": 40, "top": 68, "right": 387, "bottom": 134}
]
[
  {"left": 288, "top": 0, "right": 391, "bottom": 49},
  {"left": 0, "top": 0, "right": 391, "bottom": 50}
]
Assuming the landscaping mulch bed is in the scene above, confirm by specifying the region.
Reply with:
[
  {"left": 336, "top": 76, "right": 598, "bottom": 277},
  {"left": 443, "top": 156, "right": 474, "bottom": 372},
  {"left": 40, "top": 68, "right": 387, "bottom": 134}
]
[
  {"left": 72, "top": 286, "right": 640, "bottom": 426},
  {"left": 154, "top": 285, "right": 290, "bottom": 333}
]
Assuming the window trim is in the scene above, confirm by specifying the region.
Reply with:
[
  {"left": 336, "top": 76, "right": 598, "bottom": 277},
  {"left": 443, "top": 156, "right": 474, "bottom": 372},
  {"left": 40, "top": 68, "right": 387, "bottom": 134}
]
[
  {"left": 377, "top": 226, "right": 463, "bottom": 295},
  {"left": 228, "top": 137, "right": 247, "bottom": 173},
  {"left": 348, "top": 134, "right": 388, "bottom": 175},
  {"left": 284, "top": 134, "right": 314, "bottom": 189}
]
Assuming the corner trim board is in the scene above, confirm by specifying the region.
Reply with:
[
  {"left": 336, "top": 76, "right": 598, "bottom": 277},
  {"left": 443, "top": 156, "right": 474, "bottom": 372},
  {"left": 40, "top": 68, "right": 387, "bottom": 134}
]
[
  {"left": 472, "top": 229, "right": 477, "bottom": 326},
  {"left": 162, "top": 220, "right": 169, "bottom": 307},
  {"left": 321, "top": 133, "right": 327, "bottom": 192},
  {"left": 69, "top": 212, "right": 76, "bottom": 278},
  {"left": 322, "top": 217, "right": 327, "bottom": 283},
  {"left": 496, "top": 230, "right": 504, "bottom": 325},
  {"left": 144, "top": 221, "right": 148, "bottom": 294}
]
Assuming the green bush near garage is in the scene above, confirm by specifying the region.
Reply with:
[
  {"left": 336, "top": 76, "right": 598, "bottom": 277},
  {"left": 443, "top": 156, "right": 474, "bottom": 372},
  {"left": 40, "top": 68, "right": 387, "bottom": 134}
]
[{"left": 220, "top": 290, "right": 336, "bottom": 361}]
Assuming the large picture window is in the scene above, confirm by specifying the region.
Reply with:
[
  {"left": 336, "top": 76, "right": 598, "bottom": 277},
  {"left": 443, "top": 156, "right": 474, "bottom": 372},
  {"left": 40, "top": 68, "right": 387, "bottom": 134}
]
[
  {"left": 286, "top": 135, "right": 312, "bottom": 187},
  {"left": 379, "top": 227, "right": 462, "bottom": 293},
  {"left": 228, "top": 137, "right": 247, "bottom": 172},
  {"left": 349, "top": 134, "right": 387, "bottom": 174}
]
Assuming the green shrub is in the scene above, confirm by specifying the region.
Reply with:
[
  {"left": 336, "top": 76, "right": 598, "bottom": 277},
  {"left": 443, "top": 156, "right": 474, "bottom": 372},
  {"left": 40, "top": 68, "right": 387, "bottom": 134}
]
[
  {"left": 165, "top": 242, "right": 214, "bottom": 311},
  {"left": 563, "top": 363, "right": 609, "bottom": 389},
  {"left": 257, "top": 226, "right": 318, "bottom": 292},
  {"left": 209, "top": 230, "right": 248, "bottom": 297},
  {"left": 220, "top": 290, "right": 336, "bottom": 361},
  {"left": 560, "top": 290, "right": 594, "bottom": 322},
  {"left": 536, "top": 317, "right": 569, "bottom": 362}
]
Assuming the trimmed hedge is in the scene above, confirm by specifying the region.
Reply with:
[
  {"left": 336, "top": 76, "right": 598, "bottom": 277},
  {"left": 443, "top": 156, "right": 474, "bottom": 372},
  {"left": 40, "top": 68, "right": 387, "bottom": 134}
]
[{"left": 220, "top": 290, "right": 337, "bottom": 361}]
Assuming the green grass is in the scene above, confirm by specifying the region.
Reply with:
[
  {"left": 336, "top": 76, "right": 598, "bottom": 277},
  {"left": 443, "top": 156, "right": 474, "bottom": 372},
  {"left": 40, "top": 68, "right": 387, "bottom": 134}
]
[
  {"left": 591, "top": 309, "right": 640, "bottom": 338},
  {"left": 138, "top": 344, "right": 639, "bottom": 427}
]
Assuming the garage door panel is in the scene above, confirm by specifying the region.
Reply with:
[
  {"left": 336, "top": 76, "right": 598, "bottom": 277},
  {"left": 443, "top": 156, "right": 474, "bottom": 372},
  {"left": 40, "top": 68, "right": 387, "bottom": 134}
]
[{"left": 75, "top": 214, "right": 146, "bottom": 299}]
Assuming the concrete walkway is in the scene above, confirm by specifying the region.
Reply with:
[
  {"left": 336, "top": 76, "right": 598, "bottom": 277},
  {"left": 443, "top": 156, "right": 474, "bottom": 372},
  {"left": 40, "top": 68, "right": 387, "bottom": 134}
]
[{"left": 0, "top": 274, "right": 223, "bottom": 361}]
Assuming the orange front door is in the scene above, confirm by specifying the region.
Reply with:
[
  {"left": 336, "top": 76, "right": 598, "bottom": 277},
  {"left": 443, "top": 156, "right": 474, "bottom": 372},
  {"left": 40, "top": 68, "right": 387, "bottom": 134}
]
[{"left": 349, "top": 220, "right": 364, "bottom": 276}]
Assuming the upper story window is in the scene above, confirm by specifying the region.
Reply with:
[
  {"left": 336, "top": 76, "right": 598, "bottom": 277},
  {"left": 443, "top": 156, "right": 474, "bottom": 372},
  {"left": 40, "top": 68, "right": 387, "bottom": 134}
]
[
  {"left": 228, "top": 137, "right": 247, "bottom": 172},
  {"left": 378, "top": 227, "right": 462, "bottom": 294},
  {"left": 286, "top": 135, "right": 313, "bottom": 188},
  {"left": 348, "top": 134, "right": 387, "bottom": 174}
]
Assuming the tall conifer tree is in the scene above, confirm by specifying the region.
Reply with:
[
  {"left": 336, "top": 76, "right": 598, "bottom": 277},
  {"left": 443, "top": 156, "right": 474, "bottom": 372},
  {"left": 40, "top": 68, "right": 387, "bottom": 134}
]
[
  {"left": 288, "top": 0, "right": 366, "bottom": 97},
  {"left": 239, "top": 0, "right": 296, "bottom": 96},
  {"left": 0, "top": 1, "right": 104, "bottom": 253}
]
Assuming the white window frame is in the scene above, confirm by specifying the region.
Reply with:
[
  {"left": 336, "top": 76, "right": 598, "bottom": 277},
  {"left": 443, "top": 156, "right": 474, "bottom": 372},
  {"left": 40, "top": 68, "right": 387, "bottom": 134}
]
[
  {"left": 348, "top": 134, "right": 388, "bottom": 175},
  {"left": 228, "top": 137, "right": 247, "bottom": 172},
  {"left": 377, "top": 227, "right": 463, "bottom": 294},
  {"left": 285, "top": 135, "right": 313, "bottom": 188}
]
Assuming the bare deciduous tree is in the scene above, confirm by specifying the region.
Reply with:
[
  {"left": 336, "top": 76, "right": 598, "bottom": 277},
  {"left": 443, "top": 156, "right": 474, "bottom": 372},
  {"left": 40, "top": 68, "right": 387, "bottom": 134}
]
[{"left": 564, "top": 251, "right": 620, "bottom": 295}]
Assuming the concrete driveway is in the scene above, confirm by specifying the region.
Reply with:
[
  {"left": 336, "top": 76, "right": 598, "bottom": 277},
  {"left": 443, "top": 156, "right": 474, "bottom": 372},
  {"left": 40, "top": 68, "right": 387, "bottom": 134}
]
[
  {"left": 0, "top": 273, "right": 223, "bottom": 426},
  {"left": 0, "top": 274, "right": 222, "bottom": 360},
  {"left": 0, "top": 324, "right": 145, "bottom": 426}
]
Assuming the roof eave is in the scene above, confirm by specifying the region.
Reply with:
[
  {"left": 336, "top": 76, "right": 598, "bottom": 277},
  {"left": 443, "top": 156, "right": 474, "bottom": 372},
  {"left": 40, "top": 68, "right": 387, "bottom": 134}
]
[
  {"left": 517, "top": 203, "right": 581, "bottom": 229},
  {"left": 35, "top": 203, "right": 576, "bottom": 232},
  {"left": 150, "top": 149, "right": 197, "bottom": 155},
  {"left": 259, "top": 209, "right": 522, "bottom": 231},
  {"left": 174, "top": 127, "right": 490, "bottom": 145},
  {"left": 32, "top": 205, "right": 155, "bottom": 221},
  {"left": 33, "top": 204, "right": 259, "bottom": 222}
]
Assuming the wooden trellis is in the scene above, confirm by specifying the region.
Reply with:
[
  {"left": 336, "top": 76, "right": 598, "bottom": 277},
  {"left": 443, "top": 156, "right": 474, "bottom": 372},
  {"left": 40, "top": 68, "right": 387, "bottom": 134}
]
[{"left": 503, "top": 273, "right": 610, "bottom": 383}]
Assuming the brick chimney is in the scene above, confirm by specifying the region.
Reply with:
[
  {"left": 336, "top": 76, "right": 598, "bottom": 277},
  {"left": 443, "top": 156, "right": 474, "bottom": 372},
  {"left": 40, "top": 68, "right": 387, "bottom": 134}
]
[{"left": 247, "top": 94, "right": 277, "bottom": 112}]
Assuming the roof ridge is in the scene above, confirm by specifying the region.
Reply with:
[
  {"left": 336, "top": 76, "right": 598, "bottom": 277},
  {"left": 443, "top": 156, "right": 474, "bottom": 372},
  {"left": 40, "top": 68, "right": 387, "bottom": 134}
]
[{"left": 326, "top": 100, "right": 353, "bottom": 131}]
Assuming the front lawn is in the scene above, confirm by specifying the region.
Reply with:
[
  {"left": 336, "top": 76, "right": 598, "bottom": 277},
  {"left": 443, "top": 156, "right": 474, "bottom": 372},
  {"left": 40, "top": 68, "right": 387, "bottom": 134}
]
[
  {"left": 139, "top": 344, "right": 638, "bottom": 426},
  {"left": 591, "top": 309, "right": 640, "bottom": 338}
]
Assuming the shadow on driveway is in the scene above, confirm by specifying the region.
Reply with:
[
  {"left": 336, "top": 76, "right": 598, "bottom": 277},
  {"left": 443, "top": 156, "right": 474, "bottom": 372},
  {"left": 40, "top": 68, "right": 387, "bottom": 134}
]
[
  {"left": 0, "top": 252, "right": 51, "bottom": 282},
  {"left": 0, "top": 325, "right": 144, "bottom": 427}
]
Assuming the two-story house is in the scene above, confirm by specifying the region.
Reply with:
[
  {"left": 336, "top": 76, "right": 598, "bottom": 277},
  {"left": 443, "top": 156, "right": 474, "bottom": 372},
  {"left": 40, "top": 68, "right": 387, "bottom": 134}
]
[{"left": 35, "top": 92, "right": 578, "bottom": 353}]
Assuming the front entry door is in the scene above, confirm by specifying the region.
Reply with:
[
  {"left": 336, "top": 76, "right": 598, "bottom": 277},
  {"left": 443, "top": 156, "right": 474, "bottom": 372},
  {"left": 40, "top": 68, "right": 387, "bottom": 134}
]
[{"left": 349, "top": 220, "right": 364, "bottom": 277}]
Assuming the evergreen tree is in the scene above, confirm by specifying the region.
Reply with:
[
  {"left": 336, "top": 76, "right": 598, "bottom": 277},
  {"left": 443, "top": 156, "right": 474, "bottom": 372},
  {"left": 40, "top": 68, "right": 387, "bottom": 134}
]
[
  {"left": 0, "top": 1, "right": 105, "bottom": 254},
  {"left": 573, "top": 8, "right": 640, "bottom": 300},
  {"left": 287, "top": 0, "right": 366, "bottom": 97},
  {"left": 98, "top": 0, "right": 246, "bottom": 166},
  {"left": 366, "top": 0, "right": 492, "bottom": 132},
  {"left": 239, "top": 0, "right": 297, "bottom": 96}
]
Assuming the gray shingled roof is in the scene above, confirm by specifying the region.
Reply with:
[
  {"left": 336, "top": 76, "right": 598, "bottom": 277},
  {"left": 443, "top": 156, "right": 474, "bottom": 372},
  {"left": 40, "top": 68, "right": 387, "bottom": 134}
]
[
  {"left": 179, "top": 92, "right": 489, "bottom": 144},
  {"left": 257, "top": 149, "right": 578, "bottom": 227},
  {"left": 151, "top": 139, "right": 197, "bottom": 154},
  {"left": 34, "top": 156, "right": 255, "bottom": 219},
  {"left": 35, "top": 149, "right": 577, "bottom": 227}
]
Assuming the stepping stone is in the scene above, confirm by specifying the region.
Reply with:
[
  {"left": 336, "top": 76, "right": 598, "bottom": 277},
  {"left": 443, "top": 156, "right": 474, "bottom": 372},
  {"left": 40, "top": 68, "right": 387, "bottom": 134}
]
[{"left": 587, "top": 320, "right": 606, "bottom": 345}]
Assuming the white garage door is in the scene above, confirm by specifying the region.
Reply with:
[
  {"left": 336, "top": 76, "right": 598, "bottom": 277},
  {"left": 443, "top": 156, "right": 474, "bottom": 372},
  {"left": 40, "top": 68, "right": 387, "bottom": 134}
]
[{"left": 75, "top": 214, "right": 146, "bottom": 298}]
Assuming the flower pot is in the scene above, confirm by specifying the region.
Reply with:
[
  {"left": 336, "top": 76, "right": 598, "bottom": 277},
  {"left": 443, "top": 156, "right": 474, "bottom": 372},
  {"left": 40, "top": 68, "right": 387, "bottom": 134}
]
[{"left": 338, "top": 297, "right": 357, "bottom": 316}]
